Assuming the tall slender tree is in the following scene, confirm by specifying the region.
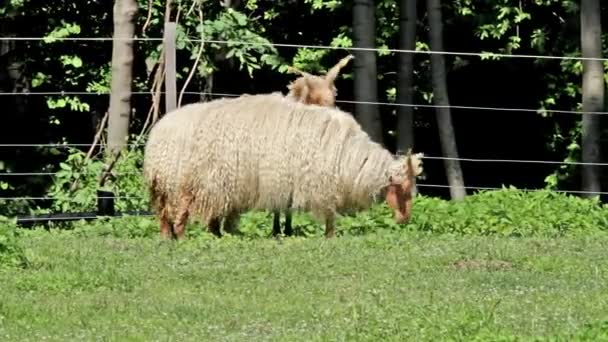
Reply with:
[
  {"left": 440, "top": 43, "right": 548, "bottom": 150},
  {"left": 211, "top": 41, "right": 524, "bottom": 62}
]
[
  {"left": 352, "top": 0, "right": 383, "bottom": 144},
  {"left": 580, "top": 0, "right": 603, "bottom": 197},
  {"left": 107, "top": 0, "right": 138, "bottom": 155},
  {"left": 426, "top": 0, "right": 466, "bottom": 200},
  {"left": 396, "top": 0, "right": 417, "bottom": 154}
]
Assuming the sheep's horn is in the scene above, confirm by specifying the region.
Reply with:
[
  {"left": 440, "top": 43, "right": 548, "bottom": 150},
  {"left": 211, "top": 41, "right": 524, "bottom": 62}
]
[
  {"left": 286, "top": 66, "right": 314, "bottom": 78},
  {"left": 325, "top": 54, "right": 354, "bottom": 83}
]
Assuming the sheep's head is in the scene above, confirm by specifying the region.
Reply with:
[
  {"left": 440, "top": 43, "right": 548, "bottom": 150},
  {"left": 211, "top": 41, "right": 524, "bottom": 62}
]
[
  {"left": 286, "top": 54, "right": 354, "bottom": 107},
  {"left": 385, "top": 150, "right": 424, "bottom": 224}
]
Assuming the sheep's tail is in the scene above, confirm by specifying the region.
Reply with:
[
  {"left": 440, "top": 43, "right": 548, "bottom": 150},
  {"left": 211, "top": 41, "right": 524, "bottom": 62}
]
[
  {"left": 148, "top": 175, "right": 165, "bottom": 215},
  {"left": 286, "top": 65, "right": 313, "bottom": 78}
]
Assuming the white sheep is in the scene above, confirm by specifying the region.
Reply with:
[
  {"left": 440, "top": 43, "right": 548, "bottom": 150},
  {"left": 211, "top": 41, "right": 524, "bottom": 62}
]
[{"left": 143, "top": 92, "right": 424, "bottom": 239}]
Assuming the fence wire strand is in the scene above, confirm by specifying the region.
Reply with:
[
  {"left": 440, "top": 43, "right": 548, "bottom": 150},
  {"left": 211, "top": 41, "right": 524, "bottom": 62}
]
[
  {"left": 0, "top": 154, "right": 606, "bottom": 171},
  {"left": 1, "top": 90, "right": 606, "bottom": 116},
  {"left": 1, "top": 36, "right": 607, "bottom": 62},
  {"left": 16, "top": 213, "right": 155, "bottom": 222},
  {"left": 416, "top": 184, "right": 608, "bottom": 196},
  {"left": 0, "top": 196, "right": 144, "bottom": 201}
]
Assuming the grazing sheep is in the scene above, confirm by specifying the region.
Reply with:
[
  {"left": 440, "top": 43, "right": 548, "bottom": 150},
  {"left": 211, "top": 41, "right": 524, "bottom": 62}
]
[
  {"left": 270, "top": 54, "right": 355, "bottom": 237},
  {"left": 143, "top": 92, "right": 424, "bottom": 239}
]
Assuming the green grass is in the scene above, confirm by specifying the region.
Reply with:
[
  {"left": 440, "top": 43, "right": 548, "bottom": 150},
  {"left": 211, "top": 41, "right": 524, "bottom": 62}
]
[{"left": 1, "top": 229, "right": 608, "bottom": 341}]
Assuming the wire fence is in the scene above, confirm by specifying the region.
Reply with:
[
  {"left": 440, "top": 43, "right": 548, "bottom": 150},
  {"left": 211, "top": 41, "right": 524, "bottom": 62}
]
[
  {"left": 1, "top": 35, "right": 607, "bottom": 221},
  {"left": 2, "top": 184, "right": 608, "bottom": 203},
  {"left": 16, "top": 213, "right": 155, "bottom": 223}
]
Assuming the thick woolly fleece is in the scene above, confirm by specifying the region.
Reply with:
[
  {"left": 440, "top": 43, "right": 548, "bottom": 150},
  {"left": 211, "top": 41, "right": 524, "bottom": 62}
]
[{"left": 143, "top": 92, "right": 412, "bottom": 225}]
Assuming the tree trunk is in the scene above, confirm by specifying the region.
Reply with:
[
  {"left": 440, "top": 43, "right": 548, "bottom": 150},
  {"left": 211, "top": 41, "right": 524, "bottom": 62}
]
[
  {"left": 396, "top": 0, "right": 416, "bottom": 154},
  {"left": 426, "top": 0, "right": 466, "bottom": 200},
  {"left": 352, "top": 0, "right": 383, "bottom": 144},
  {"left": 107, "top": 0, "right": 138, "bottom": 155},
  {"left": 580, "top": 0, "right": 603, "bottom": 197}
]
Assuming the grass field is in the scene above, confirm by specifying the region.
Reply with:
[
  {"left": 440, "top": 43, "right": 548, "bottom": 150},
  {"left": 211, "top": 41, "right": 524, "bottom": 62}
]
[{"left": 2, "top": 228, "right": 608, "bottom": 341}]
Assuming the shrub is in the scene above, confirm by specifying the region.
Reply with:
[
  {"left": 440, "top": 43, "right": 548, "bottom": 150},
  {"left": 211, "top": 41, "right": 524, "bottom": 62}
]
[
  {"left": 68, "top": 216, "right": 159, "bottom": 239},
  {"left": 202, "top": 187, "right": 608, "bottom": 238},
  {"left": 0, "top": 216, "right": 29, "bottom": 268},
  {"left": 18, "top": 187, "right": 608, "bottom": 240},
  {"left": 43, "top": 139, "right": 149, "bottom": 214},
  {"left": 408, "top": 187, "right": 608, "bottom": 237}
]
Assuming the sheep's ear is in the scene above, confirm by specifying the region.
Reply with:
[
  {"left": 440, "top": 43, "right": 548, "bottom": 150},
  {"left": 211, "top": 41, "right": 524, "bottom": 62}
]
[
  {"left": 404, "top": 151, "right": 425, "bottom": 178},
  {"left": 325, "top": 54, "right": 355, "bottom": 83},
  {"left": 287, "top": 77, "right": 310, "bottom": 103},
  {"left": 403, "top": 149, "right": 415, "bottom": 174}
]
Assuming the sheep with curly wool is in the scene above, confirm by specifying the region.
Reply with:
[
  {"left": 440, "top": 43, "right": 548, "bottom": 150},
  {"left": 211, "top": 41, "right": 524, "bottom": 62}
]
[{"left": 143, "top": 92, "right": 424, "bottom": 239}]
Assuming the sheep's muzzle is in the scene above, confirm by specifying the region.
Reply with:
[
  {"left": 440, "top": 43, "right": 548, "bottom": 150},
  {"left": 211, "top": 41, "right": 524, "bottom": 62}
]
[{"left": 385, "top": 183, "right": 413, "bottom": 224}]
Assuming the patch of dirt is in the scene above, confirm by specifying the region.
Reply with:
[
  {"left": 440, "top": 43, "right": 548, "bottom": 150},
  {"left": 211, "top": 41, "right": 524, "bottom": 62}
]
[{"left": 452, "top": 259, "right": 513, "bottom": 270}]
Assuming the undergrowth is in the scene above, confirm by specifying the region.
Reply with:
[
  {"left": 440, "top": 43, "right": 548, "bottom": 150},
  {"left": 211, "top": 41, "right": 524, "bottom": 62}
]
[
  {"left": 15, "top": 187, "right": 608, "bottom": 240},
  {"left": 6, "top": 144, "right": 605, "bottom": 241},
  {"left": 409, "top": 187, "right": 608, "bottom": 237},
  {"left": 0, "top": 216, "right": 28, "bottom": 269}
]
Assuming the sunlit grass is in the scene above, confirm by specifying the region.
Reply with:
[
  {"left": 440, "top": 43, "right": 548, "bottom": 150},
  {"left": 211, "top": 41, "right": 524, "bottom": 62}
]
[{"left": 1, "top": 230, "right": 607, "bottom": 340}]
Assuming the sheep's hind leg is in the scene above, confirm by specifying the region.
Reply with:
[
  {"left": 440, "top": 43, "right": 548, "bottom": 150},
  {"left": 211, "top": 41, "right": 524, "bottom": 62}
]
[
  {"left": 157, "top": 194, "right": 173, "bottom": 239},
  {"left": 173, "top": 193, "right": 194, "bottom": 239},
  {"left": 223, "top": 211, "right": 243, "bottom": 236},
  {"left": 160, "top": 210, "right": 173, "bottom": 239},
  {"left": 207, "top": 217, "right": 222, "bottom": 237},
  {"left": 324, "top": 213, "right": 336, "bottom": 239}
]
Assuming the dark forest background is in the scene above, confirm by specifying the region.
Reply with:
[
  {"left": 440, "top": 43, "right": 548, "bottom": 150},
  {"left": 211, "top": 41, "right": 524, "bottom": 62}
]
[{"left": 0, "top": 0, "right": 607, "bottom": 217}]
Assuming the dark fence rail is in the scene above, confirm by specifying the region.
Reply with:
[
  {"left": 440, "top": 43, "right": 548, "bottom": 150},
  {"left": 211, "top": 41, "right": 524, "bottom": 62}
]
[{"left": 14, "top": 189, "right": 152, "bottom": 228}]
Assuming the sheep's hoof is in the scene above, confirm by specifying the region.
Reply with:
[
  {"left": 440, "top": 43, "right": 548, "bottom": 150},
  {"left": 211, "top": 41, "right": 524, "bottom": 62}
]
[
  {"left": 160, "top": 231, "right": 174, "bottom": 240},
  {"left": 273, "top": 234, "right": 286, "bottom": 243},
  {"left": 209, "top": 231, "right": 222, "bottom": 238},
  {"left": 160, "top": 221, "right": 173, "bottom": 239},
  {"left": 225, "top": 229, "right": 244, "bottom": 237}
]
